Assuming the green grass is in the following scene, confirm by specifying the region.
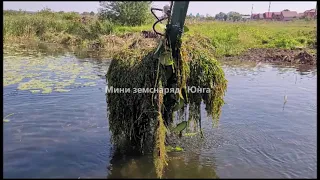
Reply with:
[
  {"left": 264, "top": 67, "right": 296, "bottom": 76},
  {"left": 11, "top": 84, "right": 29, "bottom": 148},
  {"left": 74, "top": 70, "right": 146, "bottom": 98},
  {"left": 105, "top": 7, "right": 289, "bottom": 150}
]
[
  {"left": 184, "top": 20, "right": 316, "bottom": 57},
  {"left": 4, "top": 10, "right": 317, "bottom": 57}
]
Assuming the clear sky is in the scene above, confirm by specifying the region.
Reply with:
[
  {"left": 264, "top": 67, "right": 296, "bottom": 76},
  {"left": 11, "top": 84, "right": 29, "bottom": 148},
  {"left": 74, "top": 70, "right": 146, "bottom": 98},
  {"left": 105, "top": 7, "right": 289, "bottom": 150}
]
[{"left": 3, "top": 1, "right": 317, "bottom": 15}]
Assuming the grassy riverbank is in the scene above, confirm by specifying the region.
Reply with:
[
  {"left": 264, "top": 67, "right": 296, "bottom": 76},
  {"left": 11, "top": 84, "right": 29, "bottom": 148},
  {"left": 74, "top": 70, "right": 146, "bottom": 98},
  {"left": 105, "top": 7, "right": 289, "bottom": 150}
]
[{"left": 4, "top": 10, "right": 317, "bottom": 58}]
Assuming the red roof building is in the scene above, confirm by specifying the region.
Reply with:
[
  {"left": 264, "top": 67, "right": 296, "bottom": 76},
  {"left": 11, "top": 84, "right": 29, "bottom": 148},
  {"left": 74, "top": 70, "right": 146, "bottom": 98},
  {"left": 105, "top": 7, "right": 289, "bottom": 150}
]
[
  {"left": 304, "top": 9, "right": 316, "bottom": 18},
  {"left": 263, "top": 12, "right": 273, "bottom": 19},
  {"left": 280, "top": 11, "right": 298, "bottom": 21},
  {"left": 272, "top": 12, "right": 281, "bottom": 20},
  {"left": 298, "top": 13, "right": 305, "bottom": 18},
  {"left": 251, "top": 13, "right": 263, "bottom": 20},
  {"left": 251, "top": 9, "right": 316, "bottom": 21},
  {"left": 251, "top": 13, "right": 258, "bottom": 19}
]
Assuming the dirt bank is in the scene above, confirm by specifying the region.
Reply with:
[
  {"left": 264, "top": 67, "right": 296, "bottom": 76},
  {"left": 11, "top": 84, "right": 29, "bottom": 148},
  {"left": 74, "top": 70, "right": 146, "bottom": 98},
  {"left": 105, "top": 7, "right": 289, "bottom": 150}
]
[{"left": 222, "top": 48, "right": 317, "bottom": 66}]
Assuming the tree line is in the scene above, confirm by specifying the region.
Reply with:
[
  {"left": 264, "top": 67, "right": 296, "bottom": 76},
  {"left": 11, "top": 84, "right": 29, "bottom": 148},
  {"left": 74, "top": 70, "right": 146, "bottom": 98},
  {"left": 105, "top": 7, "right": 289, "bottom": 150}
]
[
  {"left": 3, "top": 1, "right": 249, "bottom": 27},
  {"left": 97, "top": 1, "right": 249, "bottom": 26},
  {"left": 187, "top": 12, "right": 250, "bottom": 22}
]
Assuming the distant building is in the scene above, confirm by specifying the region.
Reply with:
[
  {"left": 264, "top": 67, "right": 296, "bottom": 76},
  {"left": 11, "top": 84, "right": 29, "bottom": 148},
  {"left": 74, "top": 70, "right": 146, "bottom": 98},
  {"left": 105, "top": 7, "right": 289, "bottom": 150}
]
[
  {"left": 280, "top": 11, "right": 298, "bottom": 21},
  {"left": 272, "top": 12, "right": 281, "bottom": 20},
  {"left": 304, "top": 9, "right": 316, "bottom": 18},
  {"left": 251, "top": 13, "right": 258, "bottom": 19},
  {"left": 252, "top": 13, "right": 264, "bottom": 20},
  {"left": 298, "top": 13, "right": 305, "bottom": 18},
  {"left": 258, "top": 13, "right": 264, "bottom": 19},
  {"left": 263, "top": 12, "right": 273, "bottom": 20},
  {"left": 250, "top": 8, "right": 316, "bottom": 21},
  {"left": 241, "top": 14, "right": 251, "bottom": 21}
]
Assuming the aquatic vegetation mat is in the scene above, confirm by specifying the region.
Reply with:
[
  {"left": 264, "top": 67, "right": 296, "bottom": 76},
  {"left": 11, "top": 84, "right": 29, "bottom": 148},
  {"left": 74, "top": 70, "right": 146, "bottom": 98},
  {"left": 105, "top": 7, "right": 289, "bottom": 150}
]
[
  {"left": 106, "top": 34, "right": 227, "bottom": 178},
  {"left": 3, "top": 47, "right": 101, "bottom": 94}
]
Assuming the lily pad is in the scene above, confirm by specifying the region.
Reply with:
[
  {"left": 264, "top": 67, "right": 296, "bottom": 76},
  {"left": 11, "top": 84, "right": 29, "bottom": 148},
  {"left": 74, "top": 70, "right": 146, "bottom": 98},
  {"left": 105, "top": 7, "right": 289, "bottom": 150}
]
[
  {"left": 55, "top": 88, "right": 71, "bottom": 93},
  {"left": 172, "top": 121, "right": 187, "bottom": 133},
  {"left": 166, "top": 145, "right": 184, "bottom": 152}
]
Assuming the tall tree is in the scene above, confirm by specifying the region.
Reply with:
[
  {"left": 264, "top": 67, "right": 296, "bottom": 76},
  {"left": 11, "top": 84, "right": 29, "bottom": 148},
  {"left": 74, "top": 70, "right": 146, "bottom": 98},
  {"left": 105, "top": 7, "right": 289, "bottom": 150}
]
[
  {"left": 215, "top": 12, "right": 227, "bottom": 21},
  {"left": 98, "top": 1, "right": 152, "bottom": 26},
  {"left": 227, "top": 11, "right": 241, "bottom": 21}
]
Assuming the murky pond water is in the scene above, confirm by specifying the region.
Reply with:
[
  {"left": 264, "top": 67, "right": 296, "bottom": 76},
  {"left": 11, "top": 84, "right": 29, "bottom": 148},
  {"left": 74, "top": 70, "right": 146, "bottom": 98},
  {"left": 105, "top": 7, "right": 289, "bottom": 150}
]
[{"left": 3, "top": 47, "right": 317, "bottom": 178}]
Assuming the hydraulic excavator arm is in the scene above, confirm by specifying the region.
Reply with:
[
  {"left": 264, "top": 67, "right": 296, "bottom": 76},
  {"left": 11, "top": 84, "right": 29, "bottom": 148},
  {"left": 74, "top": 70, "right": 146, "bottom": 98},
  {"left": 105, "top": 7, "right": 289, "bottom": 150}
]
[
  {"left": 151, "top": 1, "right": 189, "bottom": 57},
  {"left": 150, "top": 1, "right": 190, "bottom": 125},
  {"left": 166, "top": 1, "right": 189, "bottom": 55}
]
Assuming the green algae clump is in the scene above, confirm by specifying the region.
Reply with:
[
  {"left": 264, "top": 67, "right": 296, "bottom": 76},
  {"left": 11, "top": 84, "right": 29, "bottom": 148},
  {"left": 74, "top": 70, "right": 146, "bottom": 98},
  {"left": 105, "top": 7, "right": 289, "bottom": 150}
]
[{"left": 106, "top": 34, "right": 227, "bottom": 178}]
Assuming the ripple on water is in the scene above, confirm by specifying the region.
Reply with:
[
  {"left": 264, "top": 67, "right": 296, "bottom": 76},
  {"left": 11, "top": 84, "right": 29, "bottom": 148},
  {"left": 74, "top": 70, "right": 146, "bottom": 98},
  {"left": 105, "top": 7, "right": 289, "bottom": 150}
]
[{"left": 3, "top": 53, "right": 317, "bottom": 178}]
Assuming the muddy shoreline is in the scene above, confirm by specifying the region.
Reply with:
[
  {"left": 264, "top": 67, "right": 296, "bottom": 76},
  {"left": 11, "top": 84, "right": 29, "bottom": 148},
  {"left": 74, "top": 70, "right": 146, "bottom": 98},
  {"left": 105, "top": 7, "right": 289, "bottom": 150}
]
[
  {"left": 221, "top": 48, "right": 317, "bottom": 66},
  {"left": 4, "top": 37, "right": 317, "bottom": 67}
]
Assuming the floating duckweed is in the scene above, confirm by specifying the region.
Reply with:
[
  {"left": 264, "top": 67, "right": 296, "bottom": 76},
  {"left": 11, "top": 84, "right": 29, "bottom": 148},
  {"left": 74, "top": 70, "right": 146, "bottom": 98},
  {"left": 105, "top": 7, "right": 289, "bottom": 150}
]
[
  {"left": 83, "top": 82, "right": 96, "bottom": 87},
  {"left": 42, "top": 87, "right": 52, "bottom": 94},
  {"left": 79, "top": 75, "right": 99, "bottom": 80},
  {"left": 18, "top": 79, "right": 47, "bottom": 90},
  {"left": 55, "top": 88, "right": 71, "bottom": 93},
  {"left": 4, "top": 48, "right": 100, "bottom": 94},
  {"left": 30, "top": 90, "right": 41, "bottom": 94},
  {"left": 70, "top": 75, "right": 78, "bottom": 79},
  {"left": 4, "top": 76, "right": 24, "bottom": 87}
]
